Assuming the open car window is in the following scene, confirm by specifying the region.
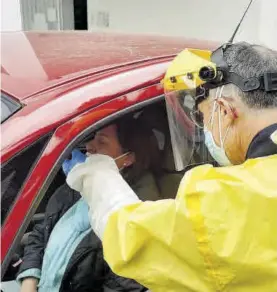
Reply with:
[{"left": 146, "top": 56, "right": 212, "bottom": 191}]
[
  {"left": 1, "top": 135, "right": 50, "bottom": 224},
  {"left": 1, "top": 93, "right": 22, "bottom": 123}
]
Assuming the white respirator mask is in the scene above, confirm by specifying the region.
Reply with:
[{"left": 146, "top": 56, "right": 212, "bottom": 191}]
[{"left": 86, "top": 151, "right": 131, "bottom": 171}]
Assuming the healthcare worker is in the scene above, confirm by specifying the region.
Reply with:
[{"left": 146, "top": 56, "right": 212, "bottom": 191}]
[{"left": 66, "top": 42, "right": 277, "bottom": 292}]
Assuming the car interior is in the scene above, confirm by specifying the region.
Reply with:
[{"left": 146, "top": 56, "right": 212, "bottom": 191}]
[{"left": 2, "top": 98, "right": 212, "bottom": 285}]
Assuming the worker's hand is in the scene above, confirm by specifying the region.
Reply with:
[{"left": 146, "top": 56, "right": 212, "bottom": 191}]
[
  {"left": 62, "top": 149, "right": 86, "bottom": 176},
  {"left": 67, "top": 154, "right": 139, "bottom": 238},
  {"left": 20, "top": 277, "right": 38, "bottom": 292},
  {"left": 67, "top": 154, "right": 119, "bottom": 192}
]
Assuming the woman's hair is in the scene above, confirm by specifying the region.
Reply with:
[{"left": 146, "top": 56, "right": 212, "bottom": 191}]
[{"left": 116, "top": 116, "right": 161, "bottom": 184}]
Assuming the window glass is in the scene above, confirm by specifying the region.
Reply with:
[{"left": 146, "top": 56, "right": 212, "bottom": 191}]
[
  {"left": 1, "top": 93, "right": 21, "bottom": 123},
  {"left": 1, "top": 135, "right": 50, "bottom": 223}
]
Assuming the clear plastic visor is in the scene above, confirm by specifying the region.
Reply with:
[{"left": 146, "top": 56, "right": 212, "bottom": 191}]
[{"left": 165, "top": 89, "right": 214, "bottom": 171}]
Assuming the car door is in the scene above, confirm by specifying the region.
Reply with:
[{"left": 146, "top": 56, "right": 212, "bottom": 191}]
[{"left": 1, "top": 82, "right": 164, "bottom": 284}]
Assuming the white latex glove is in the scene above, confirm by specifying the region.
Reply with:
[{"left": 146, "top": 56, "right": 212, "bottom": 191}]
[{"left": 67, "top": 154, "right": 140, "bottom": 239}]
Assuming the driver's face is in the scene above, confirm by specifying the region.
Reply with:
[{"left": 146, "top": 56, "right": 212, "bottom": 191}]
[{"left": 85, "top": 124, "right": 123, "bottom": 159}]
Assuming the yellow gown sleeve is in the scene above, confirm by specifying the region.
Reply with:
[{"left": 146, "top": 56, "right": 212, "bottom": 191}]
[
  {"left": 103, "top": 199, "right": 212, "bottom": 292},
  {"left": 103, "top": 167, "right": 214, "bottom": 292}
]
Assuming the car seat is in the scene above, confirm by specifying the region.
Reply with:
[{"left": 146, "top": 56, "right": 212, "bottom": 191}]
[
  {"left": 137, "top": 101, "right": 183, "bottom": 199},
  {"left": 158, "top": 141, "right": 184, "bottom": 199}
]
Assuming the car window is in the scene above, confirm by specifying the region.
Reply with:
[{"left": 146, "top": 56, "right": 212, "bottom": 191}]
[
  {"left": 1, "top": 135, "right": 50, "bottom": 224},
  {"left": 1, "top": 93, "right": 21, "bottom": 123}
]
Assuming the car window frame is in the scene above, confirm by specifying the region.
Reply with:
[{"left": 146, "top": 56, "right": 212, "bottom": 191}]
[
  {"left": 1, "top": 92, "right": 22, "bottom": 123},
  {"left": 1, "top": 89, "right": 164, "bottom": 278}
]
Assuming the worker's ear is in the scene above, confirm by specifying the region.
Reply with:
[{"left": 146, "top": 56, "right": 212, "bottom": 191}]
[{"left": 217, "top": 97, "right": 238, "bottom": 126}]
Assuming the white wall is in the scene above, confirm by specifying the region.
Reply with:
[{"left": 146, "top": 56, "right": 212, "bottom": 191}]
[
  {"left": 1, "top": 0, "right": 22, "bottom": 31},
  {"left": 20, "top": 0, "right": 74, "bottom": 30},
  {"left": 1, "top": 0, "right": 74, "bottom": 31},
  {"left": 87, "top": 0, "right": 276, "bottom": 49},
  {"left": 259, "top": 0, "right": 277, "bottom": 49},
  {"left": 1, "top": 0, "right": 276, "bottom": 49},
  {"left": 61, "top": 0, "right": 75, "bottom": 30}
]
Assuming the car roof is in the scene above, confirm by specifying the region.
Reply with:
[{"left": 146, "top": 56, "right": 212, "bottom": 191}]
[
  {"left": 1, "top": 32, "right": 218, "bottom": 162},
  {"left": 1, "top": 31, "right": 217, "bottom": 100}
]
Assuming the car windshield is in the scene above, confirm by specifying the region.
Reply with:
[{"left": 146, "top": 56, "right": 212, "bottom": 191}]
[{"left": 1, "top": 93, "right": 21, "bottom": 123}]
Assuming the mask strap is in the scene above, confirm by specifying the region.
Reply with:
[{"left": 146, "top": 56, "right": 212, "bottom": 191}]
[
  {"left": 114, "top": 151, "right": 132, "bottom": 172},
  {"left": 218, "top": 106, "right": 231, "bottom": 147},
  {"left": 114, "top": 151, "right": 131, "bottom": 162},
  {"left": 209, "top": 86, "right": 223, "bottom": 128},
  {"left": 208, "top": 85, "right": 230, "bottom": 148},
  {"left": 209, "top": 100, "right": 217, "bottom": 129},
  {"left": 216, "top": 86, "right": 230, "bottom": 148},
  {"left": 86, "top": 152, "right": 131, "bottom": 171}
]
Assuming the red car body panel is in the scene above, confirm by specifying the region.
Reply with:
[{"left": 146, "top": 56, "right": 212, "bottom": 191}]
[
  {"left": 1, "top": 60, "right": 170, "bottom": 162},
  {"left": 1, "top": 31, "right": 217, "bottom": 267},
  {"left": 1, "top": 84, "right": 163, "bottom": 260}
]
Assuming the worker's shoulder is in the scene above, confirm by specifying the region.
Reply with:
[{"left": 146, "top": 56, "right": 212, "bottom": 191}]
[{"left": 178, "top": 155, "right": 277, "bottom": 200}]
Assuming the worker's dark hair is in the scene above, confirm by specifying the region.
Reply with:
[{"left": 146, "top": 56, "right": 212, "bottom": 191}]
[{"left": 116, "top": 116, "right": 162, "bottom": 184}]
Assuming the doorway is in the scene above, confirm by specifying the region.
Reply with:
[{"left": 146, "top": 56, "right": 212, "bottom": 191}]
[{"left": 74, "top": 0, "right": 88, "bottom": 30}]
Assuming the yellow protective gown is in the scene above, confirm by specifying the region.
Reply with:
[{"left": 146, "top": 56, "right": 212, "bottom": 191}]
[{"left": 103, "top": 155, "right": 277, "bottom": 292}]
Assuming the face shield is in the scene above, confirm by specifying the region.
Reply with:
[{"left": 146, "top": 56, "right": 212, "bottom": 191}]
[
  {"left": 162, "top": 48, "right": 218, "bottom": 171},
  {"left": 165, "top": 87, "right": 213, "bottom": 171}
]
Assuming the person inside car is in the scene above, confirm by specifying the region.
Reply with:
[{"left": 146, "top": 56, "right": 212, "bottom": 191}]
[{"left": 17, "top": 116, "right": 161, "bottom": 292}]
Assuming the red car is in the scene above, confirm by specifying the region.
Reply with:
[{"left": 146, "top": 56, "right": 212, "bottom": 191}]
[{"left": 1, "top": 31, "right": 216, "bottom": 287}]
